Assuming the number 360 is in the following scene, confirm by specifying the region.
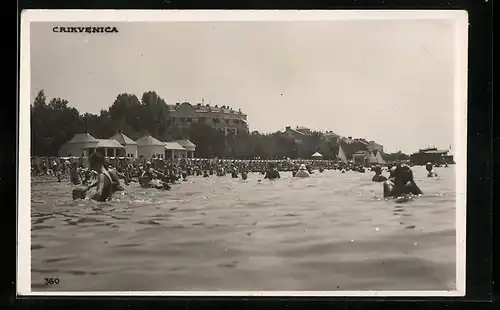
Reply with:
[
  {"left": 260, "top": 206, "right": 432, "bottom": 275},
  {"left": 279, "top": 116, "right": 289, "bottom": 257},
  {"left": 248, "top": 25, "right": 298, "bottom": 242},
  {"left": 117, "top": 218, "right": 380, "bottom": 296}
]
[{"left": 44, "top": 278, "right": 60, "bottom": 285}]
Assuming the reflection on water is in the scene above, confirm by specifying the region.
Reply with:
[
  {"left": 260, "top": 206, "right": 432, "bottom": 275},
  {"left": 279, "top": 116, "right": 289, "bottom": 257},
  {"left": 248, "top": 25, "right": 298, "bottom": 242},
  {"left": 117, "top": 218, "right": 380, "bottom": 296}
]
[{"left": 31, "top": 166, "right": 456, "bottom": 291}]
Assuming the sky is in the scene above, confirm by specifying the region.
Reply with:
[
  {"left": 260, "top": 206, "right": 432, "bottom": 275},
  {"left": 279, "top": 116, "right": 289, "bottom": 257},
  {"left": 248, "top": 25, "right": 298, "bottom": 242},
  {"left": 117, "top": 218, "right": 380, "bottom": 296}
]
[{"left": 30, "top": 19, "right": 460, "bottom": 154}]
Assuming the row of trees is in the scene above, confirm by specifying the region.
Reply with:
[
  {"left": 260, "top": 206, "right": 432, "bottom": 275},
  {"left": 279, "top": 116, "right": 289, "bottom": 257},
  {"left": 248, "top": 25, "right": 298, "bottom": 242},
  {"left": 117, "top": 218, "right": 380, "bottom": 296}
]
[{"left": 30, "top": 89, "right": 408, "bottom": 160}]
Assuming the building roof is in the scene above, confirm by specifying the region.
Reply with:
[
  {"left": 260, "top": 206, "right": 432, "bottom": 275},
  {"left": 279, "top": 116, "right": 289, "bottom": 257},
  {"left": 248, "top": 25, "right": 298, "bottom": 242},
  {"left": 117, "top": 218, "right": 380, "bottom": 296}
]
[
  {"left": 354, "top": 138, "right": 370, "bottom": 145},
  {"left": 135, "top": 135, "right": 164, "bottom": 146},
  {"left": 341, "top": 137, "right": 353, "bottom": 144},
  {"left": 323, "top": 131, "right": 340, "bottom": 136},
  {"left": 175, "top": 139, "right": 196, "bottom": 151},
  {"left": 353, "top": 150, "right": 371, "bottom": 156},
  {"left": 412, "top": 149, "right": 448, "bottom": 155},
  {"left": 66, "top": 133, "right": 99, "bottom": 144},
  {"left": 311, "top": 152, "right": 323, "bottom": 157},
  {"left": 109, "top": 132, "right": 137, "bottom": 145},
  {"left": 427, "top": 150, "right": 449, "bottom": 154},
  {"left": 96, "top": 139, "right": 125, "bottom": 148},
  {"left": 296, "top": 126, "right": 310, "bottom": 131},
  {"left": 168, "top": 102, "right": 247, "bottom": 117},
  {"left": 285, "top": 127, "right": 305, "bottom": 136},
  {"left": 164, "top": 142, "right": 186, "bottom": 151}
]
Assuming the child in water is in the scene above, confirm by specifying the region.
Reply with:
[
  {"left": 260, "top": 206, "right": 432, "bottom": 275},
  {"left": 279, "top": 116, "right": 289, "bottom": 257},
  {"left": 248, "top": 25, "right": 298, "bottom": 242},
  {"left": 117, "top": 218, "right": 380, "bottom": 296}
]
[
  {"left": 425, "top": 162, "right": 438, "bottom": 177},
  {"left": 383, "top": 164, "right": 423, "bottom": 198}
]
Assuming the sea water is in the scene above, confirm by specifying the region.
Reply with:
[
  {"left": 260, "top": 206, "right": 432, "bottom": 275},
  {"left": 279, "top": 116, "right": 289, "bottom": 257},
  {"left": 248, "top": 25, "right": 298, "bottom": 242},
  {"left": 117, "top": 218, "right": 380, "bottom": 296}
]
[{"left": 30, "top": 165, "right": 456, "bottom": 291}]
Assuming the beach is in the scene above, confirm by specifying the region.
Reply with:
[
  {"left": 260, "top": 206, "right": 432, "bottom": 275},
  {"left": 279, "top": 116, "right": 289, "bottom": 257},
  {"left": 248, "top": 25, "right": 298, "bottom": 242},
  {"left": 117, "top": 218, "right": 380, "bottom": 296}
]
[{"left": 30, "top": 165, "right": 456, "bottom": 292}]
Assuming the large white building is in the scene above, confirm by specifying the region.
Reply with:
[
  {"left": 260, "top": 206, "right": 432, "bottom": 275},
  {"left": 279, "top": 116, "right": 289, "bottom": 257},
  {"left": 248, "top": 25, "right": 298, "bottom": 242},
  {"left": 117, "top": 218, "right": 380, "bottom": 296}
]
[{"left": 168, "top": 101, "right": 249, "bottom": 136}]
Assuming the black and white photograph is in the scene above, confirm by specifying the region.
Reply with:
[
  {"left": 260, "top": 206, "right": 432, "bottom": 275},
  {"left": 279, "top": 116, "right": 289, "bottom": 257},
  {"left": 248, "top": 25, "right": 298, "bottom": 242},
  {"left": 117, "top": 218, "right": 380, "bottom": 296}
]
[{"left": 18, "top": 10, "right": 468, "bottom": 296}]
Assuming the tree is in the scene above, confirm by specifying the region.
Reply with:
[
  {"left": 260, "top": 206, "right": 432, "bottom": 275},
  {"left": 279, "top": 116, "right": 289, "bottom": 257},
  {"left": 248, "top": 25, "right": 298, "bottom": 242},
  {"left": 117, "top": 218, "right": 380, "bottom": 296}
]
[
  {"left": 30, "top": 88, "right": 380, "bottom": 160},
  {"left": 108, "top": 93, "right": 143, "bottom": 137},
  {"left": 140, "top": 91, "right": 171, "bottom": 140}
]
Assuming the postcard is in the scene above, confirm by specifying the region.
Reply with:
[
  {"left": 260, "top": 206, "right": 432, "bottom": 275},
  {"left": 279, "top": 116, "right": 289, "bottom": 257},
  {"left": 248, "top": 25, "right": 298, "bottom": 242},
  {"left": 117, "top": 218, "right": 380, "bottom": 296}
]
[{"left": 18, "top": 9, "right": 468, "bottom": 296}]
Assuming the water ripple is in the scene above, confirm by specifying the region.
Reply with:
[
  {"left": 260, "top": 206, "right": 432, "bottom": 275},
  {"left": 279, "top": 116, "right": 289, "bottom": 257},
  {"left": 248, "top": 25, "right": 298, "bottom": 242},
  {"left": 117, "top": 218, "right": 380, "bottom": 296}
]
[{"left": 31, "top": 166, "right": 457, "bottom": 291}]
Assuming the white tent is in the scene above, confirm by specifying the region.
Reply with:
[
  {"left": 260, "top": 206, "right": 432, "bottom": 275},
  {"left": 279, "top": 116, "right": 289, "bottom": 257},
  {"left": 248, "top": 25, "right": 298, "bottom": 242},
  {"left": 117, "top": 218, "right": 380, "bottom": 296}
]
[
  {"left": 311, "top": 152, "right": 323, "bottom": 159},
  {"left": 368, "top": 152, "right": 377, "bottom": 164},
  {"left": 375, "top": 151, "right": 386, "bottom": 164},
  {"left": 337, "top": 145, "right": 348, "bottom": 163}
]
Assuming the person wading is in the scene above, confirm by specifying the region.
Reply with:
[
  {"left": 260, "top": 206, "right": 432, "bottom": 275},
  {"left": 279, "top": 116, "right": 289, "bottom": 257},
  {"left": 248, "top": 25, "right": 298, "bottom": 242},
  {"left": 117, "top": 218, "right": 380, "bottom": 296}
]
[{"left": 88, "top": 152, "right": 114, "bottom": 202}]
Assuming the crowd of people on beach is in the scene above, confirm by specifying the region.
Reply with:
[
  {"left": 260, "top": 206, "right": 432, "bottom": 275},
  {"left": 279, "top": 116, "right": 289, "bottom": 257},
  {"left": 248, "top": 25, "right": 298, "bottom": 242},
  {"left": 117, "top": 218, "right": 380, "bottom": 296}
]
[{"left": 31, "top": 154, "right": 447, "bottom": 203}]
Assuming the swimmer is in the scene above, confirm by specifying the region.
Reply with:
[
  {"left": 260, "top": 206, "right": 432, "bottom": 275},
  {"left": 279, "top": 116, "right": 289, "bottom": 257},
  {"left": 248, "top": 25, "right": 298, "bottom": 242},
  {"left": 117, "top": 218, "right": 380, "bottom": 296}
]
[
  {"left": 264, "top": 164, "right": 280, "bottom": 180},
  {"left": 88, "top": 152, "right": 114, "bottom": 202},
  {"left": 425, "top": 162, "right": 438, "bottom": 177},
  {"left": 295, "top": 164, "right": 310, "bottom": 178},
  {"left": 371, "top": 165, "right": 387, "bottom": 182},
  {"left": 307, "top": 165, "right": 314, "bottom": 174},
  {"left": 319, "top": 167, "right": 324, "bottom": 173},
  {"left": 383, "top": 164, "right": 423, "bottom": 198},
  {"left": 104, "top": 164, "right": 127, "bottom": 191},
  {"left": 72, "top": 179, "right": 99, "bottom": 200},
  {"left": 153, "top": 180, "right": 171, "bottom": 190},
  {"left": 69, "top": 164, "right": 81, "bottom": 185},
  {"left": 241, "top": 171, "right": 248, "bottom": 180},
  {"left": 388, "top": 166, "right": 397, "bottom": 178},
  {"left": 140, "top": 161, "right": 167, "bottom": 184}
]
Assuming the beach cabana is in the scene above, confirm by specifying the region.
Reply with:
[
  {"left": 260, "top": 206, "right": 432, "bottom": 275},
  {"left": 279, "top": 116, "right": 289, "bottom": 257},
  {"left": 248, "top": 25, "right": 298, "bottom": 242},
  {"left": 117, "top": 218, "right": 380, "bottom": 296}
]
[
  {"left": 311, "top": 152, "right": 323, "bottom": 159},
  {"left": 136, "top": 135, "right": 165, "bottom": 159},
  {"left": 352, "top": 150, "right": 371, "bottom": 165},
  {"left": 96, "top": 139, "right": 125, "bottom": 157},
  {"left": 175, "top": 140, "right": 196, "bottom": 158},
  {"left": 109, "top": 131, "right": 138, "bottom": 159},
  {"left": 58, "top": 132, "right": 99, "bottom": 157},
  {"left": 164, "top": 142, "right": 187, "bottom": 159}
]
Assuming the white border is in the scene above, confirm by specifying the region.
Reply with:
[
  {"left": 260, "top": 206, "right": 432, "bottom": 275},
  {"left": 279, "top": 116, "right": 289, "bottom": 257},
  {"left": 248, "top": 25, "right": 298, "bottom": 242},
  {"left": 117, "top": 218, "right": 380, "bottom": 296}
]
[{"left": 18, "top": 9, "right": 469, "bottom": 297}]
